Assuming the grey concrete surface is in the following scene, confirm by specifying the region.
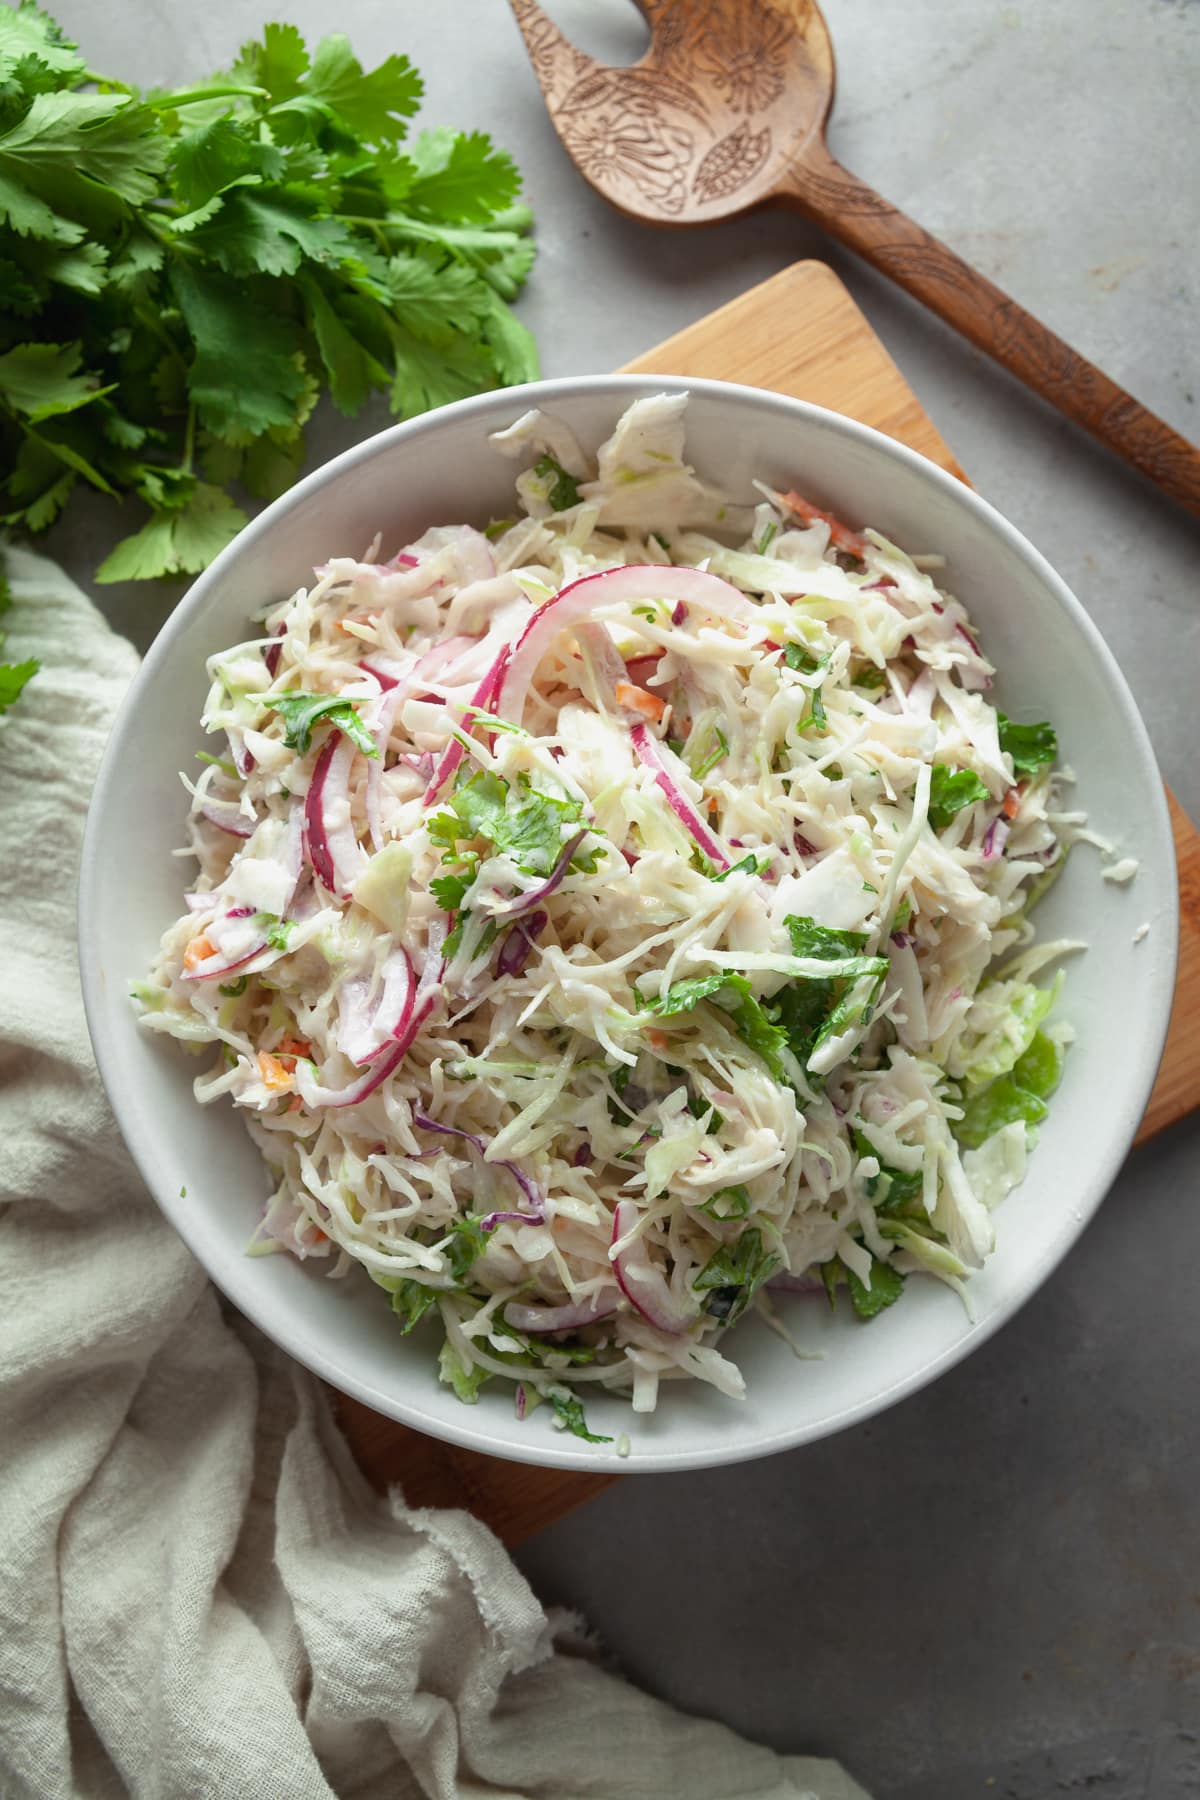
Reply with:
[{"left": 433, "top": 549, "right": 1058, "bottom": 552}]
[{"left": 43, "top": 1, "right": 1200, "bottom": 1794}]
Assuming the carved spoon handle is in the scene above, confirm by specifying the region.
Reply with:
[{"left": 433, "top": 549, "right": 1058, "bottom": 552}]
[{"left": 784, "top": 144, "right": 1200, "bottom": 516}]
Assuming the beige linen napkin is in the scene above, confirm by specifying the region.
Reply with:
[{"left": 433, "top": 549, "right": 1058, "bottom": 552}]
[{"left": 0, "top": 545, "right": 870, "bottom": 1800}]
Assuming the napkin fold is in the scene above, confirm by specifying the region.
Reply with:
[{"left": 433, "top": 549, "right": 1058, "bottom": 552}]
[{"left": 0, "top": 545, "right": 870, "bottom": 1800}]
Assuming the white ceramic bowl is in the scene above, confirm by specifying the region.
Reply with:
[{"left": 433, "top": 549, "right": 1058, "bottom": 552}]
[{"left": 80, "top": 376, "right": 1178, "bottom": 1472}]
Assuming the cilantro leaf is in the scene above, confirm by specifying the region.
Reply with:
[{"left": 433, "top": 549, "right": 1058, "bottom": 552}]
[
  {"left": 845, "top": 1255, "right": 905, "bottom": 1319},
  {"left": 643, "top": 974, "right": 789, "bottom": 1083},
  {"left": 407, "top": 127, "right": 520, "bottom": 223},
  {"left": 769, "top": 915, "right": 889, "bottom": 1076},
  {"left": 442, "top": 1215, "right": 488, "bottom": 1283},
  {"left": 822, "top": 1252, "right": 906, "bottom": 1320},
  {"left": 390, "top": 1279, "right": 440, "bottom": 1335},
  {"left": 0, "top": 6, "right": 86, "bottom": 82},
  {"left": 693, "top": 1227, "right": 778, "bottom": 1323},
  {"left": 997, "top": 711, "right": 1057, "bottom": 778},
  {"left": 94, "top": 481, "right": 247, "bottom": 583},
  {"left": 430, "top": 870, "right": 473, "bottom": 912},
  {"left": 433, "top": 768, "right": 592, "bottom": 878},
  {"left": 785, "top": 916, "right": 869, "bottom": 960},
  {"left": 0, "top": 22, "right": 537, "bottom": 583},
  {"left": 548, "top": 1390, "right": 613, "bottom": 1444},
  {"left": 534, "top": 452, "right": 580, "bottom": 511},
  {"left": 0, "top": 340, "right": 112, "bottom": 421},
  {"left": 697, "top": 1185, "right": 751, "bottom": 1221},
  {"left": 0, "top": 654, "right": 38, "bottom": 714},
  {"left": 853, "top": 1127, "right": 924, "bottom": 1215},
  {"left": 927, "top": 764, "right": 990, "bottom": 831},
  {"left": 266, "top": 691, "right": 377, "bottom": 756},
  {"left": 955, "top": 1028, "right": 1065, "bottom": 1149}
]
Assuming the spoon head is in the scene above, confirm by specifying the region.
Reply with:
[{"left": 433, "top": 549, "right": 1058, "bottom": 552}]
[{"left": 510, "top": 0, "right": 836, "bottom": 225}]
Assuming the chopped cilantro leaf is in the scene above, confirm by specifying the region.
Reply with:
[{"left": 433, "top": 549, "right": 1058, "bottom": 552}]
[
  {"left": 430, "top": 768, "right": 595, "bottom": 878},
  {"left": 548, "top": 1390, "right": 613, "bottom": 1443},
  {"left": 442, "top": 1215, "right": 487, "bottom": 1282},
  {"left": 693, "top": 1227, "right": 778, "bottom": 1323},
  {"left": 0, "top": 655, "right": 38, "bottom": 715},
  {"left": 643, "top": 974, "right": 789, "bottom": 1082},
  {"left": 997, "top": 712, "right": 1058, "bottom": 777},
  {"left": 533, "top": 453, "right": 580, "bottom": 511},
  {"left": 697, "top": 1185, "right": 751, "bottom": 1221},
  {"left": 267, "top": 691, "right": 377, "bottom": 756},
  {"left": 927, "top": 764, "right": 989, "bottom": 831},
  {"left": 853, "top": 1127, "right": 924, "bottom": 1215},
  {"left": 430, "top": 870, "right": 472, "bottom": 912},
  {"left": 822, "top": 1252, "right": 905, "bottom": 1319},
  {"left": 391, "top": 1280, "right": 440, "bottom": 1334}
]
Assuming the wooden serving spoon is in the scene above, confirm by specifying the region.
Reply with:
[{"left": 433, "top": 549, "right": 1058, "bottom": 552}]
[{"left": 508, "top": 0, "right": 1200, "bottom": 517}]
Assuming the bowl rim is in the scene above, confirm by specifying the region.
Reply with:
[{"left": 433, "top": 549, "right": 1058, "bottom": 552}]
[{"left": 79, "top": 373, "right": 1180, "bottom": 1472}]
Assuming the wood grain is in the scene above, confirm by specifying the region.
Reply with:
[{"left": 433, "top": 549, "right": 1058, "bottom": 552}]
[
  {"left": 335, "top": 260, "right": 1200, "bottom": 1546},
  {"left": 507, "top": 0, "right": 1200, "bottom": 515}
]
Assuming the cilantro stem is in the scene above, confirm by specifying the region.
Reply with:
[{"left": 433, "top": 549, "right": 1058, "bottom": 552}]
[
  {"left": 150, "top": 83, "right": 269, "bottom": 109},
  {"left": 181, "top": 404, "right": 196, "bottom": 476}
]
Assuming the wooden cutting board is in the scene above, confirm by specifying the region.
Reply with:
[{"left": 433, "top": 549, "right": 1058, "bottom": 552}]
[{"left": 336, "top": 260, "right": 1200, "bottom": 1543}]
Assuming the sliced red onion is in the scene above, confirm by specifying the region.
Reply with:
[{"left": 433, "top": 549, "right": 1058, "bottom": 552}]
[
  {"left": 573, "top": 1142, "right": 594, "bottom": 1168},
  {"left": 955, "top": 620, "right": 983, "bottom": 656},
  {"left": 359, "top": 654, "right": 410, "bottom": 691},
  {"left": 394, "top": 551, "right": 419, "bottom": 569},
  {"left": 981, "top": 816, "right": 1011, "bottom": 861},
  {"left": 336, "top": 948, "right": 416, "bottom": 1066},
  {"left": 505, "top": 1290, "right": 620, "bottom": 1334},
  {"left": 794, "top": 832, "right": 817, "bottom": 858},
  {"left": 515, "top": 1382, "right": 527, "bottom": 1421},
  {"left": 609, "top": 1199, "right": 695, "bottom": 1336},
  {"left": 630, "top": 723, "right": 731, "bottom": 870},
  {"left": 623, "top": 652, "right": 663, "bottom": 688},
  {"left": 422, "top": 646, "right": 510, "bottom": 804},
  {"left": 670, "top": 600, "right": 687, "bottom": 626},
  {"left": 198, "top": 798, "right": 255, "bottom": 839},
  {"left": 182, "top": 907, "right": 268, "bottom": 982},
  {"left": 363, "top": 682, "right": 409, "bottom": 853},
  {"left": 296, "top": 994, "right": 435, "bottom": 1109},
  {"left": 498, "top": 564, "right": 755, "bottom": 723},
  {"left": 304, "top": 732, "right": 367, "bottom": 897},
  {"left": 890, "top": 930, "right": 915, "bottom": 948},
  {"left": 495, "top": 908, "right": 548, "bottom": 977},
  {"left": 412, "top": 1112, "right": 545, "bottom": 1216},
  {"left": 226, "top": 726, "right": 255, "bottom": 777},
  {"left": 263, "top": 621, "right": 286, "bottom": 679},
  {"left": 492, "top": 831, "right": 586, "bottom": 920}
]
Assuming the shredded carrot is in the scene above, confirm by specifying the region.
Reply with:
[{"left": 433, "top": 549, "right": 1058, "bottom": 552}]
[
  {"left": 276, "top": 1034, "right": 312, "bottom": 1059},
  {"left": 183, "top": 934, "right": 215, "bottom": 971},
  {"left": 615, "top": 680, "right": 666, "bottom": 722},
  {"left": 285, "top": 1095, "right": 305, "bottom": 1113},
  {"left": 1002, "top": 786, "right": 1022, "bottom": 819},
  {"left": 257, "top": 1052, "right": 293, "bottom": 1092},
  {"left": 779, "top": 489, "right": 868, "bottom": 558},
  {"left": 646, "top": 1027, "right": 670, "bottom": 1052}
]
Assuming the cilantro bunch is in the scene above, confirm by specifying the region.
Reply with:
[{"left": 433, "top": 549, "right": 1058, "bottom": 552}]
[{"left": 0, "top": 5, "right": 538, "bottom": 583}]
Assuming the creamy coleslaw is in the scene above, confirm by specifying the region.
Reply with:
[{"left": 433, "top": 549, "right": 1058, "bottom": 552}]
[{"left": 135, "top": 394, "right": 1078, "bottom": 1443}]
